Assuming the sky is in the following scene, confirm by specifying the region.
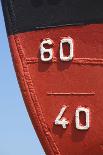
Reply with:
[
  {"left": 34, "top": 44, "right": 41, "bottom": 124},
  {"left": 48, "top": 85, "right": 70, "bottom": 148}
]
[{"left": 0, "top": 1, "right": 45, "bottom": 155}]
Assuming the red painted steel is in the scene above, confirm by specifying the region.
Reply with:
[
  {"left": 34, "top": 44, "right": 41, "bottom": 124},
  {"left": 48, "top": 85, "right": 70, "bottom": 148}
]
[{"left": 9, "top": 24, "right": 103, "bottom": 155}]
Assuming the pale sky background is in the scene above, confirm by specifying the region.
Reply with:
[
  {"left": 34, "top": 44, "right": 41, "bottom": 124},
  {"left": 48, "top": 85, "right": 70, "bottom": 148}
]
[{"left": 0, "top": 1, "right": 45, "bottom": 155}]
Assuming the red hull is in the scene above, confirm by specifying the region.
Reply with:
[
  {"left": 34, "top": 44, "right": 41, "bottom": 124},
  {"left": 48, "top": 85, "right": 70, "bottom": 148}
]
[{"left": 8, "top": 24, "right": 103, "bottom": 155}]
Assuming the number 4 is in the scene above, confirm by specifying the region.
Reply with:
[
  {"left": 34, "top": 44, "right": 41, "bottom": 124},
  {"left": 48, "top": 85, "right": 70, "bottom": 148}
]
[{"left": 55, "top": 105, "right": 69, "bottom": 129}]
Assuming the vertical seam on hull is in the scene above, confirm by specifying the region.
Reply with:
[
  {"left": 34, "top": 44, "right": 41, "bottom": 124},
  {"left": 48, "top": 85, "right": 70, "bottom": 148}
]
[{"left": 6, "top": 0, "right": 61, "bottom": 154}]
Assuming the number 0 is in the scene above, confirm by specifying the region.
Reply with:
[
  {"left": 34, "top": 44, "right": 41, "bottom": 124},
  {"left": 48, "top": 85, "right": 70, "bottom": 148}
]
[
  {"left": 75, "top": 107, "right": 90, "bottom": 130},
  {"left": 60, "top": 37, "right": 74, "bottom": 61}
]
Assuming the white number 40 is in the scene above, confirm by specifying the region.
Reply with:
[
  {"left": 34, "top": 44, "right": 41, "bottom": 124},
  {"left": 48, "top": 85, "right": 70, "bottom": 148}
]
[{"left": 55, "top": 106, "right": 90, "bottom": 130}]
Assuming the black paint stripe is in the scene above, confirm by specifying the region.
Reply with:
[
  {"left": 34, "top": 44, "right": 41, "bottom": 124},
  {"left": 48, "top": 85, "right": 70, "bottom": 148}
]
[{"left": 1, "top": 0, "right": 103, "bottom": 35}]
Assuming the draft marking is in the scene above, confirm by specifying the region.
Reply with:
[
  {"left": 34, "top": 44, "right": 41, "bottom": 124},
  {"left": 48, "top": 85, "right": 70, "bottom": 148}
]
[
  {"left": 47, "top": 92, "right": 95, "bottom": 96},
  {"left": 55, "top": 105, "right": 69, "bottom": 129}
]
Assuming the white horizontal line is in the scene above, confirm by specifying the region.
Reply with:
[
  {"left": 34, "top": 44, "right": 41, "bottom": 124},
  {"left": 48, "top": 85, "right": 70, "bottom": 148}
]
[{"left": 47, "top": 92, "right": 95, "bottom": 96}]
